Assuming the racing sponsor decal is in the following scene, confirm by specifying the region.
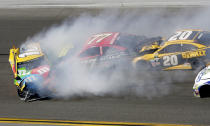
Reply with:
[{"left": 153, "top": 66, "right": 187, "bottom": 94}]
[
  {"left": 37, "top": 67, "right": 50, "bottom": 75},
  {"left": 24, "top": 75, "right": 38, "bottom": 83},
  {"left": 182, "top": 50, "right": 206, "bottom": 58},
  {"left": 100, "top": 52, "right": 128, "bottom": 61},
  {"left": 195, "top": 67, "right": 209, "bottom": 83},
  {"left": 195, "top": 70, "right": 205, "bottom": 83},
  {"left": 150, "top": 58, "right": 160, "bottom": 67},
  {"left": 100, "top": 55, "right": 121, "bottom": 61},
  {"left": 80, "top": 58, "right": 97, "bottom": 64},
  {"left": 18, "top": 68, "right": 31, "bottom": 76},
  {"left": 31, "top": 65, "right": 50, "bottom": 78}
]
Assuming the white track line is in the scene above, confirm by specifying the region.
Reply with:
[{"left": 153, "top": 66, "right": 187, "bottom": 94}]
[{"left": 0, "top": 2, "right": 210, "bottom": 9}]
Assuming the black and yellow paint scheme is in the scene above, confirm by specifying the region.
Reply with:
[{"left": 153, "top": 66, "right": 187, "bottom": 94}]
[
  {"left": 133, "top": 29, "right": 210, "bottom": 71},
  {"left": 136, "top": 36, "right": 163, "bottom": 56},
  {"left": 138, "top": 41, "right": 161, "bottom": 55}
]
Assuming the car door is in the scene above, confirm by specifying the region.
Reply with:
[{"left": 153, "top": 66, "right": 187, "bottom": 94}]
[
  {"left": 181, "top": 43, "right": 207, "bottom": 69},
  {"left": 156, "top": 44, "right": 187, "bottom": 70},
  {"left": 79, "top": 47, "right": 101, "bottom": 69},
  {"left": 100, "top": 46, "right": 129, "bottom": 69}
]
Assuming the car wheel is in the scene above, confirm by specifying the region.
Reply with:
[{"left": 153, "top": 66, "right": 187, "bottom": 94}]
[
  {"left": 199, "top": 85, "right": 210, "bottom": 98},
  {"left": 17, "top": 88, "right": 28, "bottom": 100}
]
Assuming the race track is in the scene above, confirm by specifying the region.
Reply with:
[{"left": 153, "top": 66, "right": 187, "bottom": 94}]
[{"left": 0, "top": 6, "right": 210, "bottom": 126}]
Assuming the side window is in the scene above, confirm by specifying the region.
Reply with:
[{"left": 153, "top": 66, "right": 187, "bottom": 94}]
[
  {"left": 196, "top": 32, "right": 210, "bottom": 45},
  {"left": 158, "top": 48, "right": 165, "bottom": 54},
  {"left": 79, "top": 47, "right": 100, "bottom": 58},
  {"left": 158, "top": 44, "right": 181, "bottom": 54},
  {"left": 181, "top": 44, "right": 198, "bottom": 52},
  {"left": 102, "top": 47, "right": 122, "bottom": 55}
]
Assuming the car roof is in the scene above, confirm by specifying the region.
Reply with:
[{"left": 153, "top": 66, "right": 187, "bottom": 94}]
[
  {"left": 163, "top": 40, "right": 207, "bottom": 48},
  {"left": 83, "top": 32, "right": 119, "bottom": 48},
  {"left": 16, "top": 43, "right": 44, "bottom": 63},
  {"left": 162, "top": 29, "right": 207, "bottom": 45},
  {"left": 164, "top": 40, "right": 196, "bottom": 44}
]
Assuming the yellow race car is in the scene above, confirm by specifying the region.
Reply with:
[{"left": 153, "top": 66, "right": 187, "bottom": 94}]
[{"left": 133, "top": 29, "right": 210, "bottom": 71}]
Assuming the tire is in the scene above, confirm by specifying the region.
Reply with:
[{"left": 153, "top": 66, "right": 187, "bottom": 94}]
[
  {"left": 17, "top": 88, "right": 38, "bottom": 101},
  {"left": 17, "top": 88, "right": 27, "bottom": 99},
  {"left": 199, "top": 85, "right": 210, "bottom": 98}
]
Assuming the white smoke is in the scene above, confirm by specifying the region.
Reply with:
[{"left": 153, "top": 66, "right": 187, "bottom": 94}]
[{"left": 23, "top": 8, "right": 210, "bottom": 99}]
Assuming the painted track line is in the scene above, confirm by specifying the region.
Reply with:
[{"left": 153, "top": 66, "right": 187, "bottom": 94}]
[
  {"left": 0, "top": 118, "right": 195, "bottom": 126},
  {"left": 1, "top": 2, "right": 210, "bottom": 9}
]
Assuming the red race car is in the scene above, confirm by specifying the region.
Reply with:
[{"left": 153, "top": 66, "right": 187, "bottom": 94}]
[{"left": 78, "top": 32, "right": 162, "bottom": 71}]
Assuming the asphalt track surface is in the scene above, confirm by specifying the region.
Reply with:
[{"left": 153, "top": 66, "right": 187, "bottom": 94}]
[{"left": 1, "top": 7, "right": 210, "bottom": 126}]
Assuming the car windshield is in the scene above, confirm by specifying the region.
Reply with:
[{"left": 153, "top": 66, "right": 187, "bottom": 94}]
[
  {"left": 17, "top": 56, "right": 46, "bottom": 70},
  {"left": 196, "top": 32, "right": 210, "bottom": 46},
  {"left": 102, "top": 46, "right": 123, "bottom": 55}
]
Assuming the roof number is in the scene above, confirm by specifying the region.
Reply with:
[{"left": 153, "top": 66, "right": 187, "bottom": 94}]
[
  {"left": 87, "top": 33, "right": 112, "bottom": 45},
  {"left": 168, "top": 31, "right": 192, "bottom": 41}
]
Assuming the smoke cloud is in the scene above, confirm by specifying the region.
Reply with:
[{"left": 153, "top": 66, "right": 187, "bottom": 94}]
[{"left": 22, "top": 8, "right": 210, "bottom": 99}]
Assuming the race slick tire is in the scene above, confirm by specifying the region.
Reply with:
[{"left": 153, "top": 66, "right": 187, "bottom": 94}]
[{"left": 199, "top": 85, "right": 210, "bottom": 98}]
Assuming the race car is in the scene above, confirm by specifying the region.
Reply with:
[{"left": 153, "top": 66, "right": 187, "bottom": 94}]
[
  {"left": 9, "top": 42, "right": 74, "bottom": 101},
  {"left": 9, "top": 43, "right": 51, "bottom": 101},
  {"left": 133, "top": 29, "right": 210, "bottom": 71},
  {"left": 78, "top": 32, "right": 162, "bottom": 71},
  {"left": 193, "top": 65, "right": 210, "bottom": 98}
]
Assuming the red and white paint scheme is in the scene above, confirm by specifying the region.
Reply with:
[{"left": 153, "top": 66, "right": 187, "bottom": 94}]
[
  {"left": 31, "top": 65, "right": 50, "bottom": 78},
  {"left": 78, "top": 32, "right": 128, "bottom": 60}
]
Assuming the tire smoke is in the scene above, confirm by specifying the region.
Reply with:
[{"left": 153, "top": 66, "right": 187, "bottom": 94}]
[{"left": 22, "top": 8, "right": 210, "bottom": 99}]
